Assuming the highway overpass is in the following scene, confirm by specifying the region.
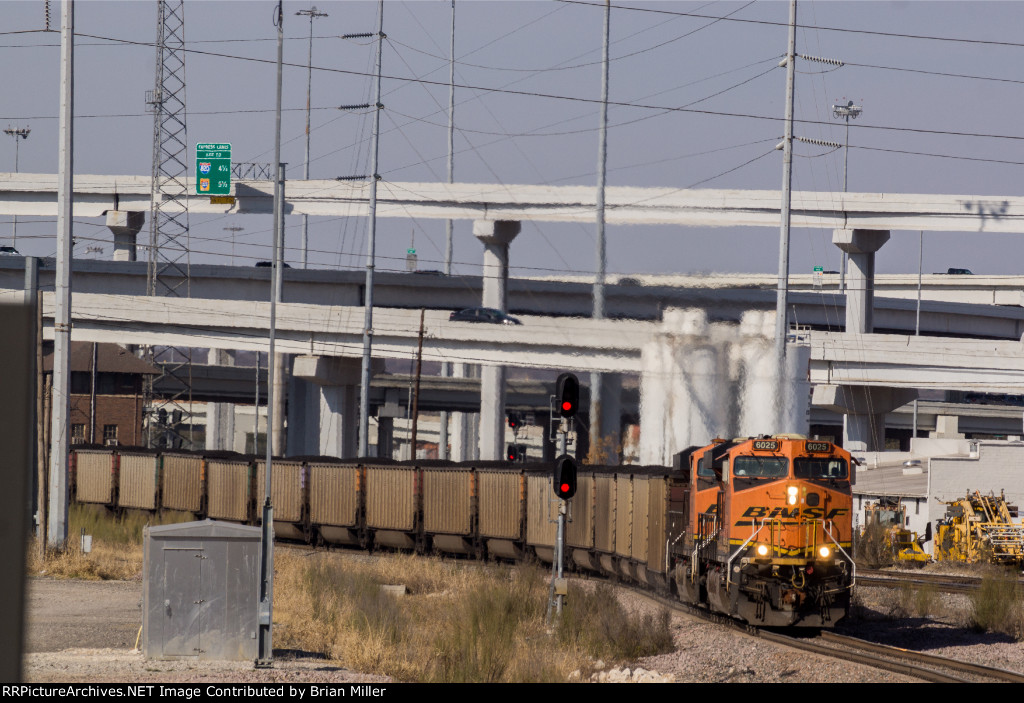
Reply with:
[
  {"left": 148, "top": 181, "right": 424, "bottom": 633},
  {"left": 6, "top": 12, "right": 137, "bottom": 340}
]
[{"left": 2, "top": 172, "right": 1024, "bottom": 232}]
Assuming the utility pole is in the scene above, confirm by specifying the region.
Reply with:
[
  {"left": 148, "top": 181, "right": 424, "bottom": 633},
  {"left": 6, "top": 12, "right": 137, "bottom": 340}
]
[
  {"left": 4, "top": 126, "right": 30, "bottom": 248},
  {"left": 223, "top": 225, "right": 243, "bottom": 265},
  {"left": 832, "top": 99, "right": 862, "bottom": 292},
  {"left": 913, "top": 230, "right": 922, "bottom": 441},
  {"left": 439, "top": 0, "right": 455, "bottom": 461},
  {"left": 358, "top": 0, "right": 385, "bottom": 458},
  {"left": 48, "top": 0, "right": 73, "bottom": 550},
  {"left": 296, "top": 6, "right": 327, "bottom": 270},
  {"left": 257, "top": 0, "right": 285, "bottom": 670},
  {"left": 773, "top": 0, "right": 797, "bottom": 434},
  {"left": 590, "top": 0, "right": 611, "bottom": 461},
  {"left": 410, "top": 309, "right": 425, "bottom": 459}
]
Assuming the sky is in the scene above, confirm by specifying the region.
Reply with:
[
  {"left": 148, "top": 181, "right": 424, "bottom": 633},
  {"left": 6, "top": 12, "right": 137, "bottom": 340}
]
[{"left": 2, "top": 0, "right": 1024, "bottom": 279}]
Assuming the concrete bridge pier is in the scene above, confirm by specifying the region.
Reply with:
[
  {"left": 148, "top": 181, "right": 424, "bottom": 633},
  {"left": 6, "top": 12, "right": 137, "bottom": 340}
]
[
  {"left": 106, "top": 210, "right": 145, "bottom": 262},
  {"left": 205, "top": 348, "right": 236, "bottom": 451},
  {"left": 449, "top": 362, "right": 479, "bottom": 462},
  {"left": 736, "top": 310, "right": 810, "bottom": 438},
  {"left": 290, "top": 355, "right": 382, "bottom": 458},
  {"left": 474, "top": 219, "right": 520, "bottom": 461},
  {"left": 589, "top": 372, "right": 623, "bottom": 464},
  {"left": 638, "top": 308, "right": 814, "bottom": 464},
  {"left": 639, "top": 310, "right": 725, "bottom": 466},
  {"left": 819, "top": 228, "right": 917, "bottom": 452},
  {"left": 834, "top": 228, "right": 889, "bottom": 335}
]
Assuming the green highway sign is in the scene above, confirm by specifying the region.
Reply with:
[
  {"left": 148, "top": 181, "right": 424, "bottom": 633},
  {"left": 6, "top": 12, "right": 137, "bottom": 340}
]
[{"left": 196, "top": 143, "right": 231, "bottom": 196}]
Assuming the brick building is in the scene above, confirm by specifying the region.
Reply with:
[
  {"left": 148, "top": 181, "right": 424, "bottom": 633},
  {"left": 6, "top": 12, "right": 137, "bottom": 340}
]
[{"left": 43, "top": 342, "right": 160, "bottom": 447}]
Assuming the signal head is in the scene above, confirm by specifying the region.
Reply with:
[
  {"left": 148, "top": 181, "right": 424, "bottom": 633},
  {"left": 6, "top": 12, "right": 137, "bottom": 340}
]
[
  {"left": 556, "top": 372, "right": 580, "bottom": 419},
  {"left": 553, "top": 454, "right": 577, "bottom": 500},
  {"left": 507, "top": 444, "right": 519, "bottom": 462}
]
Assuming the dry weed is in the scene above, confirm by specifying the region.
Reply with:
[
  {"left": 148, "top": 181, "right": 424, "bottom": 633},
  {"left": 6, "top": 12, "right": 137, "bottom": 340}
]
[
  {"left": 969, "top": 568, "right": 1024, "bottom": 639},
  {"left": 274, "top": 550, "right": 672, "bottom": 682},
  {"left": 27, "top": 504, "right": 148, "bottom": 580}
]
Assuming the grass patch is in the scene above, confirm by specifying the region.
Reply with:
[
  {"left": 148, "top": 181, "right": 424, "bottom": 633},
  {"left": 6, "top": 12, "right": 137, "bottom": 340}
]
[
  {"left": 26, "top": 504, "right": 167, "bottom": 580},
  {"left": 274, "top": 552, "right": 675, "bottom": 682},
  {"left": 913, "top": 583, "right": 939, "bottom": 618},
  {"left": 425, "top": 567, "right": 562, "bottom": 682},
  {"left": 969, "top": 569, "right": 1024, "bottom": 639},
  {"left": 557, "top": 582, "right": 673, "bottom": 660}
]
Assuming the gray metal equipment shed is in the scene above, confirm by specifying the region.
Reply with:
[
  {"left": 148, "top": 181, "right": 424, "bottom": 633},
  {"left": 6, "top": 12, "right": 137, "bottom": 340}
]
[{"left": 143, "top": 519, "right": 261, "bottom": 661}]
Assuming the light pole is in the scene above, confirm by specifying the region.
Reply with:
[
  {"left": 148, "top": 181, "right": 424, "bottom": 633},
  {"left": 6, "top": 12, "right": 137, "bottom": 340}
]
[
  {"left": 296, "top": 6, "right": 327, "bottom": 269},
  {"left": 4, "top": 126, "right": 30, "bottom": 248},
  {"left": 832, "top": 100, "right": 862, "bottom": 291},
  {"left": 223, "top": 225, "right": 243, "bottom": 265}
]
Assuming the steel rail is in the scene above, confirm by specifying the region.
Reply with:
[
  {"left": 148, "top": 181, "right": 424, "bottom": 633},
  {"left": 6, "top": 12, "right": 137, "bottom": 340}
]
[{"left": 820, "top": 631, "right": 1024, "bottom": 683}]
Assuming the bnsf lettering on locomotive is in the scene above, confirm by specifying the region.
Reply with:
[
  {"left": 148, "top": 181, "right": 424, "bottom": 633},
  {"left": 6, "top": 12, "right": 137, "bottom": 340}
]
[{"left": 742, "top": 506, "right": 847, "bottom": 519}]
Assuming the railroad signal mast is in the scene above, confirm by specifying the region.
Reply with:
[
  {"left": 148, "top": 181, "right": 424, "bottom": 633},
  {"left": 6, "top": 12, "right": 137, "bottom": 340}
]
[
  {"left": 547, "top": 372, "right": 580, "bottom": 621},
  {"left": 506, "top": 412, "right": 526, "bottom": 463}
]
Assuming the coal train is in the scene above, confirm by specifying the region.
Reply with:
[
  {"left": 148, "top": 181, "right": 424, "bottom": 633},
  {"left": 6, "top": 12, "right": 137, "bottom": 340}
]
[{"left": 69, "top": 433, "right": 854, "bottom": 627}]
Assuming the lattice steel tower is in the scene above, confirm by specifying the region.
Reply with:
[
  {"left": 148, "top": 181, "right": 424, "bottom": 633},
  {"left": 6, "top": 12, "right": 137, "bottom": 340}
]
[{"left": 145, "top": 0, "right": 194, "bottom": 449}]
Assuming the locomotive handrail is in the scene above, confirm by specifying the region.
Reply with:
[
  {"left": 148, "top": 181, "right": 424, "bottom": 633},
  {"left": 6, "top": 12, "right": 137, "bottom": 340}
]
[
  {"left": 691, "top": 517, "right": 720, "bottom": 581},
  {"left": 691, "top": 532, "right": 718, "bottom": 578},
  {"left": 666, "top": 530, "right": 687, "bottom": 573},
  {"left": 725, "top": 518, "right": 771, "bottom": 590},
  {"left": 823, "top": 519, "right": 856, "bottom": 588}
]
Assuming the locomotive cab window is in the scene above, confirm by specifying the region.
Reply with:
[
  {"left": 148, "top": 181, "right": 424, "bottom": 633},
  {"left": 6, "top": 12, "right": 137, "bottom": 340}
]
[
  {"left": 793, "top": 457, "right": 848, "bottom": 480},
  {"left": 732, "top": 455, "right": 788, "bottom": 478}
]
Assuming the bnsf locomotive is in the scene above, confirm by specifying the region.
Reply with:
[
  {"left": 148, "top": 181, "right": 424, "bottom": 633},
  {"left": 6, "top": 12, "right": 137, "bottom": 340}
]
[
  {"left": 69, "top": 433, "right": 854, "bottom": 628},
  {"left": 670, "top": 435, "right": 854, "bottom": 627}
]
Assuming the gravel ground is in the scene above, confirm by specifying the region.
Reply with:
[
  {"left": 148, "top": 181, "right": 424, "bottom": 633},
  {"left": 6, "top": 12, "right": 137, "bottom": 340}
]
[
  {"left": 22, "top": 575, "right": 1024, "bottom": 683},
  {"left": 23, "top": 578, "right": 390, "bottom": 684}
]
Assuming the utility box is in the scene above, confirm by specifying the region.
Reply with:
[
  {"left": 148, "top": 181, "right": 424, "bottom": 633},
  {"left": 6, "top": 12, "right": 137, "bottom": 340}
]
[{"left": 143, "top": 520, "right": 261, "bottom": 661}]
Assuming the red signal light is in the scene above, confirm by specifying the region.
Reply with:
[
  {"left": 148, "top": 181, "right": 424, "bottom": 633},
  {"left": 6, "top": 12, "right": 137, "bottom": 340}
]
[
  {"left": 556, "top": 373, "right": 579, "bottom": 419},
  {"left": 553, "top": 454, "right": 577, "bottom": 500}
]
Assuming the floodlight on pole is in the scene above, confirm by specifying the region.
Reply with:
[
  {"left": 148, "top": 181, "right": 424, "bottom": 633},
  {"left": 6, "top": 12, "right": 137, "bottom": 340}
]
[
  {"left": 832, "top": 99, "right": 862, "bottom": 292},
  {"left": 296, "top": 6, "right": 328, "bottom": 270},
  {"left": 831, "top": 100, "right": 862, "bottom": 193}
]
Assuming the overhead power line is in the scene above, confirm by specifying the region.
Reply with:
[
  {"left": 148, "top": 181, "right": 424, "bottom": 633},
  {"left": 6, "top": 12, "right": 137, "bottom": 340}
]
[
  {"left": 55, "top": 31, "right": 1024, "bottom": 147},
  {"left": 557, "top": 0, "right": 1024, "bottom": 49}
]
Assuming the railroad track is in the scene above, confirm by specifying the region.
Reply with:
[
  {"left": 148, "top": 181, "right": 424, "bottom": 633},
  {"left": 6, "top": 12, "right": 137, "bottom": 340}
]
[
  {"left": 857, "top": 569, "right": 982, "bottom": 594},
  {"left": 857, "top": 568, "right": 1024, "bottom": 594},
  {"left": 622, "top": 579, "right": 1024, "bottom": 683},
  {"left": 808, "top": 631, "right": 1024, "bottom": 683}
]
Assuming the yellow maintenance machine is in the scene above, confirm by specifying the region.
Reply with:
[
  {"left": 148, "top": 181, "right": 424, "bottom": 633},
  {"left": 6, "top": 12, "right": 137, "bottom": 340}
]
[
  {"left": 862, "top": 497, "right": 932, "bottom": 565},
  {"left": 934, "top": 490, "right": 1024, "bottom": 566}
]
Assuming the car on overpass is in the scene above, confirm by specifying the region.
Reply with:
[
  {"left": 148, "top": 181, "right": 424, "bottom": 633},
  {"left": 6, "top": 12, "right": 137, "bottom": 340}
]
[{"left": 449, "top": 307, "right": 522, "bottom": 325}]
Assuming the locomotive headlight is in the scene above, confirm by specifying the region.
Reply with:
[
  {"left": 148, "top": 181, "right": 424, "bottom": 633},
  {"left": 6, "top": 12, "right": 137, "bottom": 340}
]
[
  {"left": 756, "top": 544, "right": 769, "bottom": 557},
  {"left": 818, "top": 546, "right": 831, "bottom": 559},
  {"left": 787, "top": 485, "right": 799, "bottom": 505}
]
